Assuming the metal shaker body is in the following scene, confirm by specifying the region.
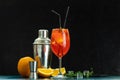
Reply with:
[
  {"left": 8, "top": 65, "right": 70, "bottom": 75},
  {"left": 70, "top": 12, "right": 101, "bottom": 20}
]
[{"left": 33, "top": 29, "right": 51, "bottom": 68}]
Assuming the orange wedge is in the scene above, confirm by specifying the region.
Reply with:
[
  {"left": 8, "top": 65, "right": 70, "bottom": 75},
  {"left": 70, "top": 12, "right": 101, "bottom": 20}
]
[
  {"left": 52, "top": 67, "right": 66, "bottom": 77},
  {"left": 37, "top": 68, "right": 54, "bottom": 77}
]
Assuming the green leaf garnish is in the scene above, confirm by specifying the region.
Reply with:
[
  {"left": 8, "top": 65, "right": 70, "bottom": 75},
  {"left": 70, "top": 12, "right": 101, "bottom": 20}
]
[{"left": 65, "top": 68, "right": 94, "bottom": 78}]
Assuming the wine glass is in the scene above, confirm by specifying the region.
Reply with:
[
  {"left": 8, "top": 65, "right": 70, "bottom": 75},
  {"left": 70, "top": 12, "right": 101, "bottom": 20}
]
[{"left": 51, "top": 28, "right": 70, "bottom": 78}]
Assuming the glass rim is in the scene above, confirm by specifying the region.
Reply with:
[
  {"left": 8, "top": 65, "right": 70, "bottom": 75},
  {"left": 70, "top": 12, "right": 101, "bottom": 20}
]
[{"left": 52, "top": 28, "right": 69, "bottom": 30}]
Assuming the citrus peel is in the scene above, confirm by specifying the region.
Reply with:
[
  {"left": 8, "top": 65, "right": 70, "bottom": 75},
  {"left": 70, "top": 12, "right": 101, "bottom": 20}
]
[
  {"left": 17, "top": 56, "right": 34, "bottom": 77},
  {"left": 37, "top": 67, "right": 66, "bottom": 77},
  {"left": 37, "top": 68, "right": 54, "bottom": 77},
  {"left": 52, "top": 67, "right": 66, "bottom": 77}
]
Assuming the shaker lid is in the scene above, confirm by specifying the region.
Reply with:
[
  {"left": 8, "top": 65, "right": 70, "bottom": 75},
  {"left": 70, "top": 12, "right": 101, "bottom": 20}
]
[
  {"left": 33, "top": 29, "right": 50, "bottom": 44},
  {"left": 38, "top": 29, "right": 48, "bottom": 38}
]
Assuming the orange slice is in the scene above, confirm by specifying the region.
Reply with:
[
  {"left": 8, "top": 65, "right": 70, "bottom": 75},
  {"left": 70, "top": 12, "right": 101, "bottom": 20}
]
[
  {"left": 37, "top": 68, "right": 54, "bottom": 77},
  {"left": 34, "top": 56, "right": 42, "bottom": 68},
  {"left": 52, "top": 67, "right": 66, "bottom": 77}
]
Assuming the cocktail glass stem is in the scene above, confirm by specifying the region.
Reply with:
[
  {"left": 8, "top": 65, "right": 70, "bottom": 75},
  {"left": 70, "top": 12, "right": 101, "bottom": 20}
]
[{"left": 58, "top": 57, "right": 62, "bottom": 75}]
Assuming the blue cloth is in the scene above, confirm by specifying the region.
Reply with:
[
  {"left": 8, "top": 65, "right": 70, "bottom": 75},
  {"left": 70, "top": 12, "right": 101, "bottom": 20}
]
[{"left": 0, "top": 75, "right": 120, "bottom": 80}]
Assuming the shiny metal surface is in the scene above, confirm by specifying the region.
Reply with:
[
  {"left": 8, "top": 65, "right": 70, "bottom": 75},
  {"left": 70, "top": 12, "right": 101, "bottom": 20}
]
[
  {"left": 33, "top": 29, "right": 51, "bottom": 68},
  {"left": 33, "top": 30, "right": 50, "bottom": 44},
  {"left": 29, "top": 72, "right": 38, "bottom": 79},
  {"left": 29, "top": 61, "right": 38, "bottom": 79},
  {"left": 29, "top": 61, "right": 37, "bottom": 72},
  {"left": 38, "top": 29, "right": 48, "bottom": 38}
]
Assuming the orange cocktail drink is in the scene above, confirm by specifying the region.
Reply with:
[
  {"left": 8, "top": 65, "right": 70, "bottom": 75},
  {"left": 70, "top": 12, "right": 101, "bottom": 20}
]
[{"left": 51, "top": 28, "right": 70, "bottom": 58}]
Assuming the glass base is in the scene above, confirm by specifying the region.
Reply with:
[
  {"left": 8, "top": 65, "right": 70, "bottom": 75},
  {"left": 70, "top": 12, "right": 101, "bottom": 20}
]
[{"left": 51, "top": 75, "right": 68, "bottom": 80}]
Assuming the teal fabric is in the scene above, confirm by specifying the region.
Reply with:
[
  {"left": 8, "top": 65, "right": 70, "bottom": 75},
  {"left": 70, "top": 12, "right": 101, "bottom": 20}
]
[{"left": 0, "top": 75, "right": 120, "bottom": 80}]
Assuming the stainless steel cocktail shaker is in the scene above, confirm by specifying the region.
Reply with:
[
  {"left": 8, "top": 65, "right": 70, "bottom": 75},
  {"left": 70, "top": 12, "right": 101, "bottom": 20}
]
[{"left": 33, "top": 29, "right": 52, "bottom": 68}]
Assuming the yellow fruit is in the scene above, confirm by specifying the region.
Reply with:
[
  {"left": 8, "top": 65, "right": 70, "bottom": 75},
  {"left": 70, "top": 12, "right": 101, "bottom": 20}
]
[
  {"left": 17, "top": 56, "right": 34, "bottom": 77},
  {"left": 37, "top": 68, "right": 54, "bottom": 77},
  {"left": 52, "top": 67, "right": 66, "bottom": 77}
]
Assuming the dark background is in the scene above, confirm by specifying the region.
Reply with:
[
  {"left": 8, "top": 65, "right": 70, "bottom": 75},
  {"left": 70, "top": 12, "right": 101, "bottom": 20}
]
[{"left": 0, "top": 0, "right": 120, "bottom": 76}]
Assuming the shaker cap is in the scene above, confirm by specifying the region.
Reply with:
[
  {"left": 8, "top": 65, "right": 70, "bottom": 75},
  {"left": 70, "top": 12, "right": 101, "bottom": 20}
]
[
  {"left": 33, "top": 29, "right": 50, "bottom": 44},
  {"left": 38, "top": 29, "right": 48, "bottom": 38}
]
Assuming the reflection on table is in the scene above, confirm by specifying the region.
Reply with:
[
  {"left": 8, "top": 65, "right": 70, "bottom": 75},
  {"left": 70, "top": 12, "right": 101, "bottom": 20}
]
[{"left": 1, "top": 75, "right": 120, "bottom": 80}]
